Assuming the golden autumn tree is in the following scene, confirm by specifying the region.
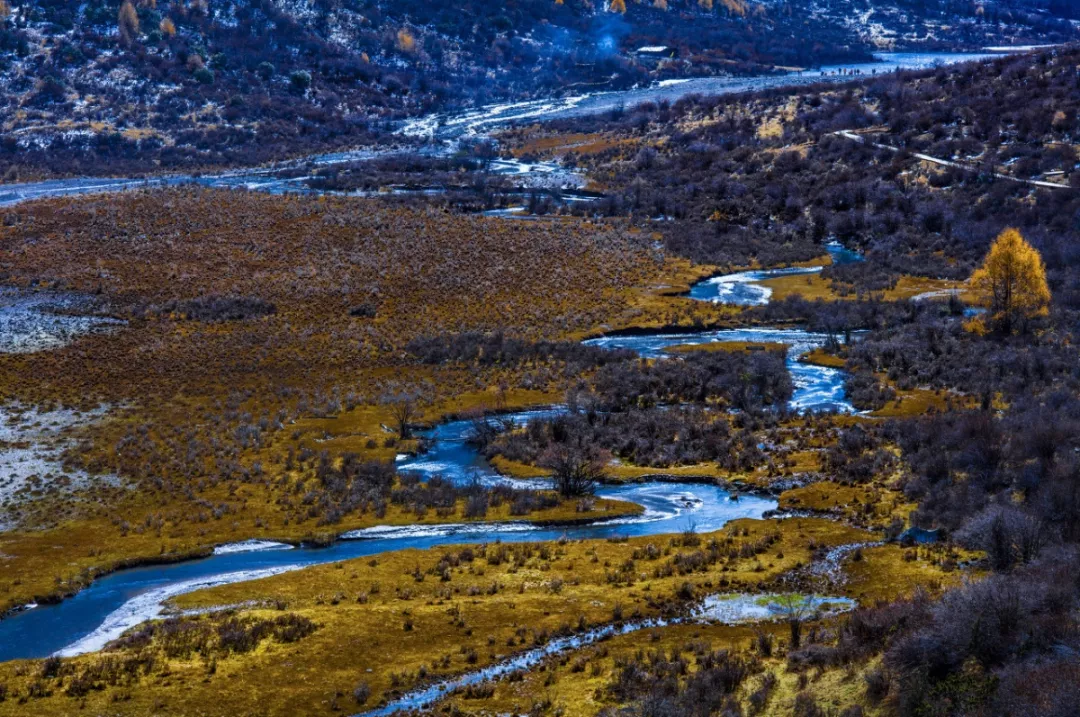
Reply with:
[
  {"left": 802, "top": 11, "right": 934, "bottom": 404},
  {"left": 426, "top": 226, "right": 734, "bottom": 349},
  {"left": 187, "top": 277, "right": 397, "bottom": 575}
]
[
  {"left": 720, "top": 0, "right": 747, "bottom": 16},
  {"left": 160, "top": 17, "right": 176, "bottom": 37},
  {"left": 610, "top": 0, "right": 627, "bottom": 12},
  {"left": 0, "top": 1, "right": 11, "bottom": 20},
  {"left": 118, "top": 1, "right": 139, "bottom": 44},
  {"left": 969, "top": 228, "right": 1050, "bottom": 334}
]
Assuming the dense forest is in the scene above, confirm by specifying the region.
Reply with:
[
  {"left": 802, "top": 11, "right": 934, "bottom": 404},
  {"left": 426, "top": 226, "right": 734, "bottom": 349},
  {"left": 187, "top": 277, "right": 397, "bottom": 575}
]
[{"left": 538, "top": 47, "right": 1080, "bottom": 308}]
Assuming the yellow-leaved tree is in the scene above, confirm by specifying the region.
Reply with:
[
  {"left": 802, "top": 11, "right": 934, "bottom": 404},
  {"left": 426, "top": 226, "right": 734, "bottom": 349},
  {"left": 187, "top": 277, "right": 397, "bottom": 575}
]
[
  {"left": 609, "top": 0, "right": 627, "bottom": 12},
  {"left": 118, "top": 1, "right": 139, "bottom": 45},
  {"left": 969, "top": 228, "right": 1050, "bottom": 334}
]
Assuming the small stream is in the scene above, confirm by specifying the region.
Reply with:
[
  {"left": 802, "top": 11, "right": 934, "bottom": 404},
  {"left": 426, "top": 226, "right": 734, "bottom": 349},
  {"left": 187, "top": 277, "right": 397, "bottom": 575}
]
[
  {"left": 689, "top": 242, "right": 862, "bottom": 306},
  {"left": 357, "top": 592, "right": 856, "bottom": 716}
]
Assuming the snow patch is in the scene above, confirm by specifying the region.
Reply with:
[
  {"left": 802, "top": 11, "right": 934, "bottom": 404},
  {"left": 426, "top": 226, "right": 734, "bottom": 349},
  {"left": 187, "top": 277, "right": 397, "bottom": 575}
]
[
  {"left": 212, "top": 540, "right": 294, "bottom": 555},
  {"left": 56, "top": 565, "right": 304, "bottom": 656}
]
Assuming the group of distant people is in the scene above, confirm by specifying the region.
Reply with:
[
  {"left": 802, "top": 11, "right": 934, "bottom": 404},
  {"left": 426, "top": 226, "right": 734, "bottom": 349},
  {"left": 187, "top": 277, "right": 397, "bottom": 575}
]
[{"left": 820, "top": 67, "right": 876, "bottom": 76}]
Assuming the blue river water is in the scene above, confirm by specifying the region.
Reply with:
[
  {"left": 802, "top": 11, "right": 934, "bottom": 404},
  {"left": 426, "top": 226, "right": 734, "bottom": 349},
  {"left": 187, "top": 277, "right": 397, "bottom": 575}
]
[
  {"left": 0, "top": 249, "right": 859, "bottom": 660},
  {"left": 0, "top": 408, "right": 774, "bottom": 661},
  {"left": 584, "top": 326, "right": 852, "bottom": 413},
  {"left": 688, "top": 242, "right": 862, "bottom": 305}
]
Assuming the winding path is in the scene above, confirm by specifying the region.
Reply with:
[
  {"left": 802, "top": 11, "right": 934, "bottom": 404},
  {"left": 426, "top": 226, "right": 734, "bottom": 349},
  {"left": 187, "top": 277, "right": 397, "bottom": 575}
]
[{"left": 834, "top": 130, "right": 1073, "bottom": 191}]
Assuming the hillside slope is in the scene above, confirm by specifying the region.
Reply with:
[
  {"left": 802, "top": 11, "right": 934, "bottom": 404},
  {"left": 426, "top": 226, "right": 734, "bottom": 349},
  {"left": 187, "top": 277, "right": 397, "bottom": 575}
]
[{"left": 0, "top": 0, "right": 1075, "bottom": 178}]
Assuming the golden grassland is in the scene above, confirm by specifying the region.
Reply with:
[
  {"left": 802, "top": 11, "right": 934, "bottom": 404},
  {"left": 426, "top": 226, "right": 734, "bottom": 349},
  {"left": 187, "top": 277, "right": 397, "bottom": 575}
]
[
  {"left": 0, "top": 188, "right": 731, "bottom": 613},
  {"left": 427, "top": 550, "right": 977, "bottom": 717},
  {"left": 440, "top": 621, "right": 791, "bottom": 716},
  {"left": 0, "top": 186, "right": 995, "bottom": 717},
  {"left": 0, "top": 517, "right": 886, "bottom": 716},
  {"left": 778, "top": 482, "right": 915, "bottom": 529},
  {"left": 431, "top": 619, "right": 883, "bottom": 717},
  {"left": 756, "top": 273, "right": 972, "bottom": 304},
  {"left": 844, "top": 543, "right": 981, "bottom": 604}
]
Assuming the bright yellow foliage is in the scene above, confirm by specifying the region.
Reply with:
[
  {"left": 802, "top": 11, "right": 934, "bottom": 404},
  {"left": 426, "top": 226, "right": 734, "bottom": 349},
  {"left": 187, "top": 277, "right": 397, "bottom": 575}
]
[
  {"left": 397, "top": 27, "right": 416, "bottom": 52},
  {"left": 969, "top": 228, "right": 1050, "bottom": 333},
  {"left": 610, "top": 0, "right": 627, "bottom": 12},
  {"left": 0, "top": 1, "right": 11, "bottom": 20},
  {"left": 159, "top": 17, "right": 176, "bottom": 36}
]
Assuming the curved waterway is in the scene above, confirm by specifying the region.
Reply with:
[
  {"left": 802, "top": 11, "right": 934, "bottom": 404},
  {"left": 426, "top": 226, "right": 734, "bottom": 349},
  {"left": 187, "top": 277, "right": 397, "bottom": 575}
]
[
  {"left": 357, "top": 593, "right": 856, "bottom": 716},
  {"left": 0, "top": 407, "right": 773, "bottom": 661},
  {"left": 689, "top": 241, "right": 862, "bottom": 306},
  {"left": 0, "top": 252, "right": 862, "bottom": 659},
  {"left": 585, "top": 327, "right": 853, "bottom": 413}
]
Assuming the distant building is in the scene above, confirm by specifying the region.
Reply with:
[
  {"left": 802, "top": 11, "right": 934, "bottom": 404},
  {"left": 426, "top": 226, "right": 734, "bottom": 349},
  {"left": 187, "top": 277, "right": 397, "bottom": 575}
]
[{"left": 635, "top": 46, "right": 673, "bottom": 65}]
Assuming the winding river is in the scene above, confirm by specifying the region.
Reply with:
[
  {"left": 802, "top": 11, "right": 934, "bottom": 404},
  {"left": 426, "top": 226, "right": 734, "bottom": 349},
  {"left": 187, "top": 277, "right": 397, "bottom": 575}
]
[
  {"left": 0, "top": 249, "right": 859, "bottom": 661},
  {"left": 0, "top": 47, "right": 907, "bottom": 667},
  {"left": 0, "top": 411, "right": 774, "bottom": 661}
]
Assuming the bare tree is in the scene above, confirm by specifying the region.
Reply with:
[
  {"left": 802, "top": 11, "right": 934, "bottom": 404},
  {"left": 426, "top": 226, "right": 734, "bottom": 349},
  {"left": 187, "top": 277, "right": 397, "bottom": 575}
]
[
  {"left": 539, "top": 442, "right": 607, "bottom": 498},
  {"left": 382, "top": 393, "right": 418, "bottom": 439}
]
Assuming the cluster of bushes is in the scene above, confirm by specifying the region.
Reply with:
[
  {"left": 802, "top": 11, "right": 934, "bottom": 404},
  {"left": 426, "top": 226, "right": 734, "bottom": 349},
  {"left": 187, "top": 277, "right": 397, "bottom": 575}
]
[
  {"left": 552, "top": 48, "right": 1080, "bottom": 308},
  {"left": 293, "top": 452, "right": 563, "bottom": 524},
  {"left": 847, "top": 314, "right": 1079, "bottom": 400},
  {"left": 810, "top": 548, "right": 1080, "bottom": 716},
  {"left": 894, "top": 393, "right": 1080, "bottom": 534},
  {"left": 483, "top": 408, "right": 773, "bottom": 472},
  {"left": 589, "top": 348, "right": 792, "bottom": 412},
  {"left": 601, "top": 644, "right": 762, "bottom": 717},
  {"left": 408, "top": 331, "right": 635, "bottom": 371},
  {"left": 146, "top": 296, "right": 277, "bottom": 322},
  {"left": 474, "top": 344, "right": 800, "bottom": 468},
  {"left": 821, "top": 423, "right": 896, "bottom": 484}
]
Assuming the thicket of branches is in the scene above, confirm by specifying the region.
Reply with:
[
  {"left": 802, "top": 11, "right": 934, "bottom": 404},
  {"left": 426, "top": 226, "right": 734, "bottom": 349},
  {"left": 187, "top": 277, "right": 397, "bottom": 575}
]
[{"left": 549, "top": 48, "right": 1080, "bottom": 309}]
